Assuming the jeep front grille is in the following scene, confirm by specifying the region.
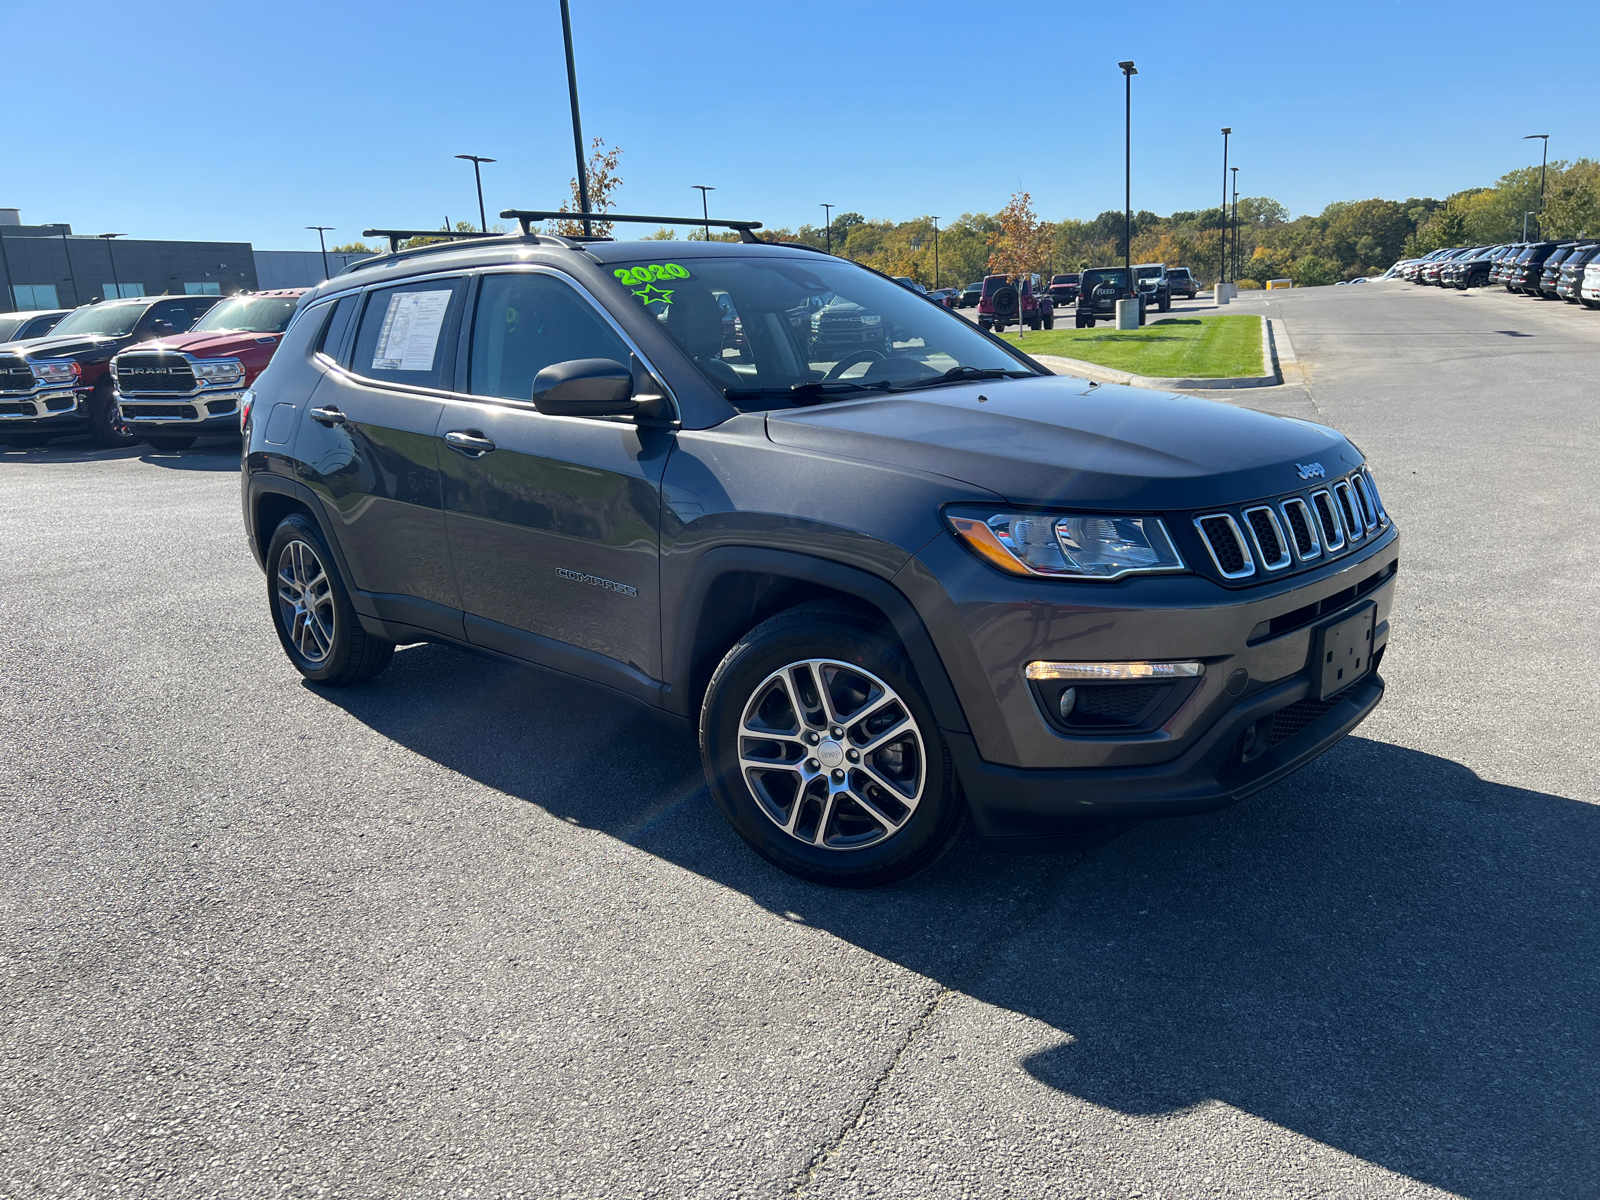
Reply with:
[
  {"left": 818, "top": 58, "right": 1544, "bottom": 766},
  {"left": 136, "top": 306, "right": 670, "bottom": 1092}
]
[{"left": 116, "top": 354, "right": 197, "bottom": 394}]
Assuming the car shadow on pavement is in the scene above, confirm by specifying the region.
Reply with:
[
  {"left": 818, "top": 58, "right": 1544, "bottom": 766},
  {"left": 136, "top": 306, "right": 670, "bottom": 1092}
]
[{"left": 324, "top": 641, "right": 1598, "bottom": 1200}]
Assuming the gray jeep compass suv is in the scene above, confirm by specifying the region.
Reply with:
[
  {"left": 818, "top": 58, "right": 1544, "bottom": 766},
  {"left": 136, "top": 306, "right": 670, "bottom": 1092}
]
[{"left": 241, "top": 215, "right": 1398, "bottom": 887}]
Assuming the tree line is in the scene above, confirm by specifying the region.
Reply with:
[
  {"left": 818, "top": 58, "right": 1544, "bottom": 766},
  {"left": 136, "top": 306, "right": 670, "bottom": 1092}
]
[{"left": 330, "top": 145, "right": 1598, "bottom": 290}]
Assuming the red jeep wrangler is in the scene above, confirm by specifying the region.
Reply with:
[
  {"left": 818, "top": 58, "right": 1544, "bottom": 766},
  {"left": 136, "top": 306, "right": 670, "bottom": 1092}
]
[
  {"left": 113, "top": 289, "right": 307, "bottom": 450},
  {"left": 977, "top": 273, "right": 1054, "bottom": 333}
]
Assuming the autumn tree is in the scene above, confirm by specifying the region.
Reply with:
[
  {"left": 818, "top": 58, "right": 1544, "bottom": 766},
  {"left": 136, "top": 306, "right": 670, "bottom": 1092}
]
[
  {"left": 987, "top": 191, "right": 1051, "bottom": 282},
  {"left": 554, "top": 138, "right": 623, "bottom": 237}
]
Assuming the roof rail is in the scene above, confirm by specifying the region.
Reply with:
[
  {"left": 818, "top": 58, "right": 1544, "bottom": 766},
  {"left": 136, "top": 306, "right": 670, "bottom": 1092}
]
[
  {"left": 361, "top": 228, "right": 506, "bottom": 253},
  {"left": 501, "top": 209, "right": 766, "bottom": 243}
]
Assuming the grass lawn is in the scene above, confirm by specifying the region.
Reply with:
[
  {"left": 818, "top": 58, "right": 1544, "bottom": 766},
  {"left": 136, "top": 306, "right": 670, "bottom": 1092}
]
[{"left": 1000, "top": 315, "right": 1264, "bottom": 378}]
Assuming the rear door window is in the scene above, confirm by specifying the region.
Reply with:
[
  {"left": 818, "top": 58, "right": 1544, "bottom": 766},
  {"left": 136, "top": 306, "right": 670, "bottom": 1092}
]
[{"left": 351, "top": 279, "right": 465, "bottom": 391}]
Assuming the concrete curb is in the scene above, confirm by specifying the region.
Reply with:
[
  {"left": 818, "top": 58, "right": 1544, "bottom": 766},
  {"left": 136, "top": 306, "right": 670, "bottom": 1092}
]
[{"left": 1029, "top": 314, "right": 1282, "bottom": 391}]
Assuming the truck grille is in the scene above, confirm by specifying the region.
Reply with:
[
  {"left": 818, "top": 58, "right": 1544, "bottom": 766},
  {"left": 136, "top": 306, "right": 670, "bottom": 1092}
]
[
  {"left": 116, "top": 354, "right": 197, "bottom": 394},
  {"left": 1192, "top": 468, "right": 1387, "bottom": 586},
  {"left": 0, "top": 400, "right": 34, "bottom": 416},
  {"left": 125, "top": 404, "right": 199, "bottom": 420},
  {"left": 0, "top": 358, "right": 34, "bottom": 394}
]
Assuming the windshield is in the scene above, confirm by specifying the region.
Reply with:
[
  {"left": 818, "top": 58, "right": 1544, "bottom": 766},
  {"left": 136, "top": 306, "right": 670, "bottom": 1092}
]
[
  {"left": 192, "top": 295, "right": 300, "bottom": 334},
  {"left": 1135, "top": 266, "right": 1163, "bottom": 279},
  {"left": 49, "top": 302, "right": 146, "bottom": 338},
  {"left": 609, "top": 255, "right": 1036, "bottom": 408},
  {"left": 1169, "top": 269, "right": 1191, "bottom": 279}
]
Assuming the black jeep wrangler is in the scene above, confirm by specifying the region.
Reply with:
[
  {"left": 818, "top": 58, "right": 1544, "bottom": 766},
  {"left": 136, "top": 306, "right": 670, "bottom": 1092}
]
[
  {"left": 242, "top": 213, "right": 1397, "bottom": 887},
  {"left": 1074, "top": 267, "right": 1146, "bottom": 327}
]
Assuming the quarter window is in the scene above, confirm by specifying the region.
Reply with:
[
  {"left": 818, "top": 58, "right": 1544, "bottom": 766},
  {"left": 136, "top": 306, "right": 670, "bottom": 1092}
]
[
  {"left": 469, "top": 272, "right": 630, "bottom": 402},
  {"left": 351, "top": 280, "right": 464, "bottom": 390},
  {"left": 316, "top": 294, "right": 360, "bottom": 362}
]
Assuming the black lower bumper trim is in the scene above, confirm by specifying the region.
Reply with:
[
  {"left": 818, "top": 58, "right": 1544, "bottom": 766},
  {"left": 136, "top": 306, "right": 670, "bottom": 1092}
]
[{"left": 950, "top": 672, "right": 1385, "bottom": 841}]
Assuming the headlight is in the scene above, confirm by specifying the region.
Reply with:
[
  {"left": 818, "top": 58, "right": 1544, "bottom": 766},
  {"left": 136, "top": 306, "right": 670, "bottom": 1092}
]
[
  {"left": 946, "top": 509, "right": 1186, "bottom": 580},
  {"left": 31, "top": 360, "right": 80, "bottom": 385},
  {"left": 860, "top": 314, "right": 882, "bottom": 326},
  {"left": 193, "top": 358, "right": 245, "bottom": 384}
]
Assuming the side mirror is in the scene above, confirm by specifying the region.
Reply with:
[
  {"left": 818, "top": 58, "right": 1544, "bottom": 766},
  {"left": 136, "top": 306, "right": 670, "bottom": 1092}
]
[{"left": 532, "top": 358, "right": 637, "bottom": 417}]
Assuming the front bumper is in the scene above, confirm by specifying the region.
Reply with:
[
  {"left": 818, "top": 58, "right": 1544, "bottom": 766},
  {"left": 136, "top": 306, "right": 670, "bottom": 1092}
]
[
  {"left": 118, "top": 389, "right": 245, "bottom": 434},
  {"left": 897, "top": 524, "right": 1400, "bottom": 839},
  {"left": 0, "top": 388, "right": 89, "bottom": 429}
]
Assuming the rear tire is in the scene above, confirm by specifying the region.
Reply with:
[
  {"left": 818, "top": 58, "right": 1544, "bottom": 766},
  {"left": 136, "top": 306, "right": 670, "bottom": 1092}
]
[
  {"left": 145, "top": 434, "right": 197, "bottom": 451},
  {"left": 699, "top": 602, "right": 965, "bottom": 888},
  {"left": 88, "top": 383, "right": 140, "bottom": 449},
  {"left": 266, "top": 513, "right": 394, "bottom": 686},
  {"left": 1043, "top": 315, "right": 1054, "bottom": 330}
]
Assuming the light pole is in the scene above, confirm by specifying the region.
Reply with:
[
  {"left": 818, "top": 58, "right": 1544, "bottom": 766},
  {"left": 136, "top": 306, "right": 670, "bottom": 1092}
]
[
  {"left": 1524, "top": 134, "right": 1549, "bottom": 238},
  {"left": 306, "top": 226, "right": 334, "bottom": 281},
  {"left": 693, "top": 185, "right": 715, "bottom": 242},
  {"left": 559, "top": 0, "right": 591, "bottom": 236},
  {"left": 1231, "top": 166, "right": 1240, "bottom": 282},
  {"left": 455, "top": 155, "right": 496, "bottom": 232},
  {"left": 931, "top": 216, "right": 940, "bottom": 289},
  {"left": 1120, "top": 61, "right": 1137, "bottom": 301},
  {"left": 99, "top": 234, "right": 125, "bottom": 300},
  {"left": 1219, "top": 127, "right": 1231, "bottom": 291},
  {"left": 820, "top": 203, "right": 834, "bottom": 254}
]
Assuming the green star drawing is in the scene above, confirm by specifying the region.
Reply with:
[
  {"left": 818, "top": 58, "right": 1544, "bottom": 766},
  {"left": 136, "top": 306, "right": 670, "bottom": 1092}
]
[{"left": 631, "top": 284, "right": 674, "bottom": 306}]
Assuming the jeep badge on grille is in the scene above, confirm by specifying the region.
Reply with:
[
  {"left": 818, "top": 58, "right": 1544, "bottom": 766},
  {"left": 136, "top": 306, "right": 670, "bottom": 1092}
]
[{"left": 1296, "top": 462, "right": 1326, "bottom": 480}]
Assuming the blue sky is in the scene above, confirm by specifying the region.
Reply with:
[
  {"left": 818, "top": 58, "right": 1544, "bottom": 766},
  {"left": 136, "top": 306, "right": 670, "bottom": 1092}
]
[{"left": 8, "top": 0, "right": 1595, "bottom": 250}]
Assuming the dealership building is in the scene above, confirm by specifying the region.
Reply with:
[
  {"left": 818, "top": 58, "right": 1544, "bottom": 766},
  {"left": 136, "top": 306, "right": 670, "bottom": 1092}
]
[{"left": 0, "top": 209, "right": 371, "bottom": 311}]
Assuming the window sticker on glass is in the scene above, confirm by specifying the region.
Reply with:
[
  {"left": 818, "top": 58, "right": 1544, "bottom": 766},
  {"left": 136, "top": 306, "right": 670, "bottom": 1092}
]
[
  {"left": 615, "top": 263, "right": 690, "bottom": 314},
  {"left": 371, "top": 290, "right": 452, "bottom": 371}
]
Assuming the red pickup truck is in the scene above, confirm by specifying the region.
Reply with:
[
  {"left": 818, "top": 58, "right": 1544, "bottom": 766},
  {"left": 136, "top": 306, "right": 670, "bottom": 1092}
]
[{"left": 113, "top": 289, "right": 307, "bottom": 450}]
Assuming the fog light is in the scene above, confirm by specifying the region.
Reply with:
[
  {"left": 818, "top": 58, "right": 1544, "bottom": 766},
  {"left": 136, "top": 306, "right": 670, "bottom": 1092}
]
[
  {"left": 1058, "top": 687, "right": 1077, "bottom": 719},
  {"left": 1026, "top": 660, "right": 1203, "bottom": 681}
]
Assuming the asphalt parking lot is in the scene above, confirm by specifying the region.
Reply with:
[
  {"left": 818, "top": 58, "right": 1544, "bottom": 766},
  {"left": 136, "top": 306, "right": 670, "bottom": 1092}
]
[{"left": 3, "top": 280, "right": 1597, "bottom": 1199}]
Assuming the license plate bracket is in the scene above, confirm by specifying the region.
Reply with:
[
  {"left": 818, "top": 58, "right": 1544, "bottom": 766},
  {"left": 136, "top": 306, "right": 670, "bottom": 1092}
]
[{"left": 1314, "top": 602, "right": 1376, "bottom": 700}]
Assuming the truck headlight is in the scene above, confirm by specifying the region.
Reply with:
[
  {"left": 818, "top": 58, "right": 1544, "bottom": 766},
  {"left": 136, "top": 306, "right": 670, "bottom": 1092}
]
[
  {"left": 860, "top": 314, "right": 882, "bottom": 326},
  {"left": 193, "top": 358, "right": 245, "bottom": 384},
  {"left": 31, "top": 360, "right": 80, "bottom": 385},
  {"left": 947, "top": 509, "right": 1186, "bottom": 580}
]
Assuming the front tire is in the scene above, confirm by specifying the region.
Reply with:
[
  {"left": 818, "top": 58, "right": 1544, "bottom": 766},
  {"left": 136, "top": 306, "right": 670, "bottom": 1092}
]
[
  {"left": 699, "top": 603, "right": 964, "bottom": 888},
  {"left": 266, "top": 513, "right": 394, "bottom": 686},
  {"left": 89, "top": 383, "right": 140, "bottom": 449}
]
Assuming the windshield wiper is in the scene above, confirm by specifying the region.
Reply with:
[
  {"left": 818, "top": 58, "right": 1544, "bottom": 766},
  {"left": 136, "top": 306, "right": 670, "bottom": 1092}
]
[
  {"left": 940, "top": 366, "right": 1035, "bottom": 381},
  {"left": 724, "top": 379, "right": 893, "bottom": 403}
]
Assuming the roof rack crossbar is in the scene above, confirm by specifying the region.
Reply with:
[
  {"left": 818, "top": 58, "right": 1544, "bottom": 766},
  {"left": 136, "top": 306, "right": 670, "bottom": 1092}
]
[
  {"left": 501, "top": 210, "right": 765, "bottom": 243},
  {"left": 361, "top": 228, "right": 506, "bottom": 253}
]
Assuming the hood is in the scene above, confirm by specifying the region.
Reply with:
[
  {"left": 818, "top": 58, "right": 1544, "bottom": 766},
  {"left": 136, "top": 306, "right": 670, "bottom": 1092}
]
[
  {"left": 0, "top": 332, "right": 125, "bottom": 361},
  {"left": 131, "top": 330, "right": 279, "bottom": 359},
  {"left": 764, "top": 375, "right": 1362, "bottom": 510}
]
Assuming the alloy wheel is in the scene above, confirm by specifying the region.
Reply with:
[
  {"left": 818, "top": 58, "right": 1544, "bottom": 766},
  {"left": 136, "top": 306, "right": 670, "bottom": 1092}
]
[
  {"left": 275, "top": 539, "right": 336, "bottom": 663},
  {"left": 737, "top": 658, "right": 926, "bottom": 851}
]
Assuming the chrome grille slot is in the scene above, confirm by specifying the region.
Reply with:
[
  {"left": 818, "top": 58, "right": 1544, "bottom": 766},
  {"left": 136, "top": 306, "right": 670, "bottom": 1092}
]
[
  {"left": 1334, "top": 480, "right": 1364, "bottom": 540},
  {"left": 1349, "top": 474, "right": 1376, "bottom": 527},
  {"left": 1242, "top": 505, "right": 1291, "bottom": 571},
  {"left": 1194, "top": 514, "right": 1256, "bottom": 579},
  {"left": 1360, "top": 469, "right": 1387, "bottom": 526},
  {"left": 1310, "top": 489, "right": 1345, "bottom": 551},
  {"left": 1279, "top": 497, "right": 1321, "bottom": 560}
]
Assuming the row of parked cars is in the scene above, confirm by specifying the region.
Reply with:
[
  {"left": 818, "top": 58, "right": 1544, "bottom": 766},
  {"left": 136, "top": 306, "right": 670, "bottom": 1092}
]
[
  {"left": 0, "top": 288, "right": 306, "bottom": 448},
  {"left": 1392, "top": 240, "right": 1600, "bottom": 304}
]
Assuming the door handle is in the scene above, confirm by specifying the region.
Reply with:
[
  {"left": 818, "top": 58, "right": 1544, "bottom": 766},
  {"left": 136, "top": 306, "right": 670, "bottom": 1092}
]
[
  {"left": 309, "top": 406, "right": 345, "bottom": 425},
  {"left": 444, "top": 430, "right": 497, "bottom": 457}
]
